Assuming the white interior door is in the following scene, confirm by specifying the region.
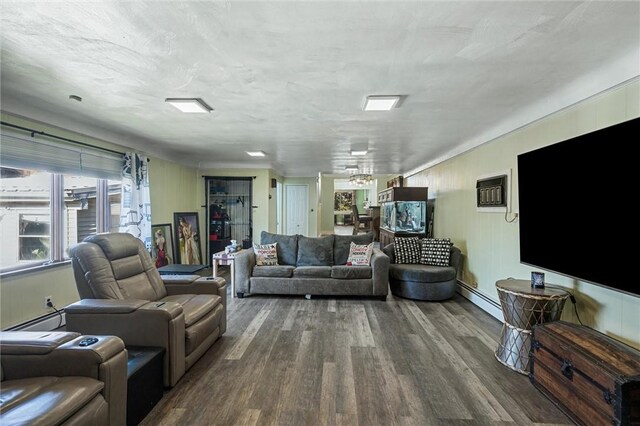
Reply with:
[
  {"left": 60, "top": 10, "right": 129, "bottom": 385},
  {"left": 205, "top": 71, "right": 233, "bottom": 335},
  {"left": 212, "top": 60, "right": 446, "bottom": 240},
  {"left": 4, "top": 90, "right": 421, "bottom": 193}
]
[{"left": 285, "top": 184, "right": 308, "bottom": 236}]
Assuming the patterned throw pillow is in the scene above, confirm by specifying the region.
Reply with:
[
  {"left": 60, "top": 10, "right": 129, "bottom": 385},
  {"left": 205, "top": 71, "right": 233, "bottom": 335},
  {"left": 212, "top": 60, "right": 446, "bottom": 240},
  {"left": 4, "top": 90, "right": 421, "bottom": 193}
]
[
  {"left": 346, "top": 242, "right": 374, "bottom": 266},
  {"left": 253, "top": 243, "right": 278, "bottom": 266},
  {"left": 394, "top": 237, "right": 421, "bottom": 264},
  {"left": 420, "top": 238, "right": 452, "bottom": 266}
]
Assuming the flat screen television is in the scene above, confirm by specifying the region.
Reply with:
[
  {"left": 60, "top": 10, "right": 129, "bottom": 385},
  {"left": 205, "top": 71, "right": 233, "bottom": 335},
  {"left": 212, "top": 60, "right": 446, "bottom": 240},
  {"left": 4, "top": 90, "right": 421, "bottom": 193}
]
[{"left": 517, "top": 117, "right": 639, "bottom": 297}]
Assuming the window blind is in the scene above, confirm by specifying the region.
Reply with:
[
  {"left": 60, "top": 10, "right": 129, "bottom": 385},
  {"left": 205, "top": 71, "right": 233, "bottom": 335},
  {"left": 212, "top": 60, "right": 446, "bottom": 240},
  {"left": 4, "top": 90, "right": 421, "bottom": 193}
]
[{"left": 0, "top": 131, "right": 123, "bottom": 180}]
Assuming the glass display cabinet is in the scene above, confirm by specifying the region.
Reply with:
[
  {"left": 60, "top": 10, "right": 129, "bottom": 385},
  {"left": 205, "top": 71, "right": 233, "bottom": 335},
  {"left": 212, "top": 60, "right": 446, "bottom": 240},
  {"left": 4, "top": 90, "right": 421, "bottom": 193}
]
[
  {"left": 205, "top": 177, "right": 253, "bottom": 262},
  {"left": 377, "top": 187, "right": 428, "bottom": 247}
]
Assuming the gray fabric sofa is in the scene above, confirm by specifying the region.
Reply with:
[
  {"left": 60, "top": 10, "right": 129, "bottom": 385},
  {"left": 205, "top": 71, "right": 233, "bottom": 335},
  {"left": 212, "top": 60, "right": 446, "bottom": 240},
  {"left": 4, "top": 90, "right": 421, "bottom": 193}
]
[
  {"left": 234, "top": 231, "right": 389, "bottom": 299},
  {"left": 383, "top": 243, "right": 462, "bottom": 301}
]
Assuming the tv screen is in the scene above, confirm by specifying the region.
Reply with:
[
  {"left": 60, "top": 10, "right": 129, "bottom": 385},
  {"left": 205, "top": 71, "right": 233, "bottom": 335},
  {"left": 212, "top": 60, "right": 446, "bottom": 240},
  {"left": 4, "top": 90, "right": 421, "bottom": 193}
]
[{"left": 518, "top": 117, "right": 639, "bottom": 297}]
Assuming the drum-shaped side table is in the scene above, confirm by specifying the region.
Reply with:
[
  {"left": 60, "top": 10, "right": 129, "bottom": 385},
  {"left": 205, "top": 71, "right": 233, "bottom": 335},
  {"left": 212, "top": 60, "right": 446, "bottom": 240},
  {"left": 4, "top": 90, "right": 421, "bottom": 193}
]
[{"left": 495, "top": 279, "right": 569, "bottom": 374}]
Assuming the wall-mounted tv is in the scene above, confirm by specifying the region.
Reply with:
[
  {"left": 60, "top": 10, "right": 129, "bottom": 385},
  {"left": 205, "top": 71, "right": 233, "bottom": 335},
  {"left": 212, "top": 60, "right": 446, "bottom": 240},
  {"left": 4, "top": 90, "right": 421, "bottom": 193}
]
[{"left": 518, "top": 117, "right": 639, "bottom": 297}]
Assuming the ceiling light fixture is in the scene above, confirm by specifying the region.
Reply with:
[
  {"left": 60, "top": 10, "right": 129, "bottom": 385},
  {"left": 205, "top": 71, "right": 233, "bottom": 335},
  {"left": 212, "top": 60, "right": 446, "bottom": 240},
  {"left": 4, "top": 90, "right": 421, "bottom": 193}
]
[
  {"left": 345, "top": 165, "right": 359, "bottom": 172},
  {"left": 363, "top": 95, "right": 400, "bottom": 111},
  {"left": 349, "top": 174, "right": 373, "bottom": 187},
  {"left": 350, "top": 150, "right": 368, "bottom": 156},
  {"left": 246, "top": 151, "right": 266, "bottom": 157},
  {"left": 165, "top": 98, "right": 213, "bottom": 113}
]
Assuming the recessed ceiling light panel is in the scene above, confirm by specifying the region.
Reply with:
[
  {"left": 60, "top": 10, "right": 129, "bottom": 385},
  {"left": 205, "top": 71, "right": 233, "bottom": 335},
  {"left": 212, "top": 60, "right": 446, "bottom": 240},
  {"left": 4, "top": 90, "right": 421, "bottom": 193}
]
[
  {"left": 350, "top": 150, "right": 368, "bottom": 156},
  {"left": 363, "top": 95, "right": 400, "bottom": 111},
  {"left": 345, "top": 165, "right": 359, "bottom": 171},
  {"left": 165, "top": 98, "right": 213, "bottom": 113},
  {"left": 246, "top": 151, "right": 266, "bottom": 157}
]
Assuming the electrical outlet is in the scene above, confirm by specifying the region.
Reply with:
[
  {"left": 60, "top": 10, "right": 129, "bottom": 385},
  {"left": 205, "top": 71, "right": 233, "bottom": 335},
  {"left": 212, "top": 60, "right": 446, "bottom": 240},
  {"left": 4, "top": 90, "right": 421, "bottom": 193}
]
[{"left": 44, "top": 296, "right": 53, "bottom": 309}]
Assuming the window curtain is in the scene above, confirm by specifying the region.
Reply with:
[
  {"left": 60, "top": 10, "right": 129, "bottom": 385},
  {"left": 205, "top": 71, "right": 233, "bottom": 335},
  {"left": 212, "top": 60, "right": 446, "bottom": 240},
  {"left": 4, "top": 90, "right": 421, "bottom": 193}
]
[{"left": 119, "top": 153, "right": 152, "bottom": 250}]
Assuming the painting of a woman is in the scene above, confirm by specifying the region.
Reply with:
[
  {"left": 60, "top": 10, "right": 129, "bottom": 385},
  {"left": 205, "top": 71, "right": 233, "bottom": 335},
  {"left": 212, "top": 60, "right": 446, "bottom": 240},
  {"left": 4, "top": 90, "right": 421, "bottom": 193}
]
[
  {"left": 151, "top": 224, "right": 175, "bottom": 267},
  {"left": 154, "top": 229, "right": 169, "bottom": 267},
  {"left": 174, "top": 213, "right": 202, "bottom": 265}
]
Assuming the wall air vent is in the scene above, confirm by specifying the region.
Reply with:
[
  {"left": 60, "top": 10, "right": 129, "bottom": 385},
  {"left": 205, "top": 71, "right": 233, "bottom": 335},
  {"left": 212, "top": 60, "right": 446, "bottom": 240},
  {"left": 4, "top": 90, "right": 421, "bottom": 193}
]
[{"left": 476, "top": 175, "right": 507, "bottom": 207}]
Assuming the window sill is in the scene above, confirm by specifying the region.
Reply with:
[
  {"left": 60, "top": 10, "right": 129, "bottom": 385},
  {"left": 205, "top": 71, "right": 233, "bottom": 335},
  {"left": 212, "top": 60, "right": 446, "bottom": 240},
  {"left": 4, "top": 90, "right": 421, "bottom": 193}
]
[{"left": 0, "top": 260, "right": 72, "bottom": 280}]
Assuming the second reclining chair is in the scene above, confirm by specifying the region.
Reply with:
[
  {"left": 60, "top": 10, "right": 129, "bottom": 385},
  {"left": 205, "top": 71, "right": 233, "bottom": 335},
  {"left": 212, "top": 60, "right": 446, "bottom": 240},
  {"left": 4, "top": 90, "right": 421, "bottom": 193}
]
[
  {"left": 65, "top": 233, "right": 227, "bottom": 387},
  {"left": 0, "top": 331, "right": 127, "bottom": 426}
]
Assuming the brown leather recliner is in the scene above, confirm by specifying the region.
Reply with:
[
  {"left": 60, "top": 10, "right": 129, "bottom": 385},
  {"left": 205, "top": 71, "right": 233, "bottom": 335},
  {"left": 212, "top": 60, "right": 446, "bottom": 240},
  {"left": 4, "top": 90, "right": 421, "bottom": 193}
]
[
  {"left": 0, "top": 331, "right": 127, "bottom": 426},
  {"left": 65, "top": 233, "right": 227, "bottom": 387}
]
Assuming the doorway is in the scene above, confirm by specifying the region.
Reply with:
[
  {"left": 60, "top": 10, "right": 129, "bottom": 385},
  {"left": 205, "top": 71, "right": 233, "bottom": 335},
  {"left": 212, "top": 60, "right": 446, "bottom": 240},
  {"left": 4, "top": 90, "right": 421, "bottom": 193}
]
[{"left": 285, "top": 184, "right": 308, "bottom": 236}]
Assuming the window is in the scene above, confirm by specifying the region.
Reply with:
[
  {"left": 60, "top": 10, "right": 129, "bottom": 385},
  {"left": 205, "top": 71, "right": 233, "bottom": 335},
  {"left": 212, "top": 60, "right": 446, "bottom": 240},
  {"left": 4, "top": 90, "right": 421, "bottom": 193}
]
[
  {"left": 0, "top": 169, "right": 52, "bottom": 269},
  {"left": 0, "top": 167, "right": 122, "bottom": 272},
  {"left": 108, "top": 180, "right": 122, "bottom": 234},
  {"left": 0, "top": 128, "right": 124, "bottom": 273},
  {"left": 19, "top": 214, "right": 51, "bottom": 261}
]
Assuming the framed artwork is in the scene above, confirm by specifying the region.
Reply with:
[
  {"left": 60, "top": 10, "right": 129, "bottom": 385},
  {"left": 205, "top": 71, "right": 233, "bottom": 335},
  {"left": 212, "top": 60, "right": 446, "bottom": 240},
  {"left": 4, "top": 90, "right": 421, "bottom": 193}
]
[
  {"left": 173, "top": 212, "right": 202, "bottom": 265},
  {"left": 151, "top": 223, "right": 175, "bottom": 267},
  {"left": 334, "top": 191, "right": 354, "bottom": 212}
]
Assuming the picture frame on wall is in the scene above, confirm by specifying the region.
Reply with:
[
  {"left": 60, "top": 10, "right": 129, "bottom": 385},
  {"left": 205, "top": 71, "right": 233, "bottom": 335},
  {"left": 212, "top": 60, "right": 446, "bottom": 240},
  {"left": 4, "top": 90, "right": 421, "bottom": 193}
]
[
  {"left": 151, "top": 223, "right": 175, "bottom": 268},
  {"left": 334, "top": 191, "right": 354, "bottom": 212},
  {"left": 173, "top": 212, "right": 203, "bottom": 265}
]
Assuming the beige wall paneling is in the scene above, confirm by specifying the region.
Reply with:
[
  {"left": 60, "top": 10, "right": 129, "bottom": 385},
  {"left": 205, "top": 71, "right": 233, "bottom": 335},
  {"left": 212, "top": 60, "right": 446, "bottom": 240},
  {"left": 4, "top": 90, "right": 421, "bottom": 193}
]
[{"left": 405, "top": 80, "right": 640, "bottom": 349}]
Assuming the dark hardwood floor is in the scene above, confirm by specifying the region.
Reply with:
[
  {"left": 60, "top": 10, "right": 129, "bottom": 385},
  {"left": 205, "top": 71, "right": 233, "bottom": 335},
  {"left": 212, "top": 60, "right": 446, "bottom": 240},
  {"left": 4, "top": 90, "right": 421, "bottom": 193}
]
[{"left": 142, "top": 268, "right": 571, "bottom": 425}]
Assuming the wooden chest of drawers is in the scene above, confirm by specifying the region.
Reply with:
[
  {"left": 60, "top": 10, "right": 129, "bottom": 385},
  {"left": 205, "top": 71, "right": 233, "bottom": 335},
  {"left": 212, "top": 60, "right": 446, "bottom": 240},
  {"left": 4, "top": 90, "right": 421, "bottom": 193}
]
[{"left": 530, "top": 321, "right": 640, "bottom": 426}]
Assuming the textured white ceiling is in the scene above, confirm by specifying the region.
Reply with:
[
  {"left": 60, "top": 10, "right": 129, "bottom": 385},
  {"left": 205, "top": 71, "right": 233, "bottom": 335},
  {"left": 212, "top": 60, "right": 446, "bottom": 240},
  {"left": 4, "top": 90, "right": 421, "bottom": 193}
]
[{"left": 1, "top": 1, "right": 638, "bottom": 176}]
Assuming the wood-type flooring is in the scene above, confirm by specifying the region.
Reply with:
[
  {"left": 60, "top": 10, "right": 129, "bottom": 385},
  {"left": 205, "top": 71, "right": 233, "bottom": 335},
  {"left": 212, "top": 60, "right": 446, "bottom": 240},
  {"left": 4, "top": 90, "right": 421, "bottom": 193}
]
[{"left": 141, "top": 269, "right": 571, "bottom": 426}]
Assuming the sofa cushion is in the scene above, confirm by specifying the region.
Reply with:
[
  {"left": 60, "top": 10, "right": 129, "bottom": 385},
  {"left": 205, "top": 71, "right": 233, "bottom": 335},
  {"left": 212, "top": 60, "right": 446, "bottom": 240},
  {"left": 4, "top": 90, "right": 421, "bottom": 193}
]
[
  {"left": 261, "top": 231, "right": 298, "bottom": 266},
  {"left": 0, "top": 376, "right": 104, "bottom": 424},
  {"left": 293, "top": 266, "right": 332, "bottom": 278},
  {"left": 389, "top": 264, "right": 456, "bottom": 283},
  {"left": 331, "top": 265, "right": 372, "bottom": 279},
  {"left": 296, "top": 235, "right": 334, "bottom": 266},
  {"left": 253, "top": 265, "right": 295, "bottom": 278},
  {"left": 333, "top": 232, "right": 374, "bottom": 265},
  {"left": 394, "top": 237, "right": 421, "bottom": 264},
  {"left": 420, "top": 238, "right": 452, "bottom": 266},
  {"left": 253, "top": 243, "right": 278, "bottom": 266}
]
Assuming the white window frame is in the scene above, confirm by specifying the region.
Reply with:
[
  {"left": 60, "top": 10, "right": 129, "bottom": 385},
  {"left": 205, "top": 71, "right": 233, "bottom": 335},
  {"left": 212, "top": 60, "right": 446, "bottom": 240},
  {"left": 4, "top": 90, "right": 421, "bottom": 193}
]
[
  {"left": 1, "top": 125, "right": 124, "bottom": 275},
  {"left": 0, "top": 172, "right": 117, "bottom": 275}
]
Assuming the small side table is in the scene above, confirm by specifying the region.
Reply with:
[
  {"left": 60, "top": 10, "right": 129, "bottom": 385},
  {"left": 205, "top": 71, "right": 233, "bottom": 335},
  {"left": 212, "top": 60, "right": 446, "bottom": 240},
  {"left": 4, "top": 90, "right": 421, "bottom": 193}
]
[
  {"left": 212, "top": 249, "right": 242, "bottom": 297},
  {"left": 495, "top": 279, "right": 569, "bottom": 374},
  {"left": 127, "top": 346, "right": 164, "bottom": 426}
]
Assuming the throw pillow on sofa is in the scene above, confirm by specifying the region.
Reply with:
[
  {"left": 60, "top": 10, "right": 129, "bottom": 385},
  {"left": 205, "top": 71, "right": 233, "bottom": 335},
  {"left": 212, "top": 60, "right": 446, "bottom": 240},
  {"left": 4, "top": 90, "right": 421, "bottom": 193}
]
[
  {"left": 420, "top": 238, "right": 452, "bottom": 266},
  {"left": 394, "top": 237, "right": 421, "bottom": 264},
  {"left": 333, "top": 232, "right": 374, "bottom": 265},
  {"left": 254, "top": 243, "right": 278, "bottom": 266},
  {"left": 346, "top": 242, "right": 374, "bottom": 266}
]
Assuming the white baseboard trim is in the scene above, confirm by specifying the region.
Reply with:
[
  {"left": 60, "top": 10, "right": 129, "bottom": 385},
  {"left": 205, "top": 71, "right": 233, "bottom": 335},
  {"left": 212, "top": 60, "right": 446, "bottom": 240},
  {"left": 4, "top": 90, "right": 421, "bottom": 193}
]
[
  {"left": 456, "top": 281, "right": 504, "bottom": 322},
  {"left": 6, "top": 311, "right": 66, "bottom": 331}
]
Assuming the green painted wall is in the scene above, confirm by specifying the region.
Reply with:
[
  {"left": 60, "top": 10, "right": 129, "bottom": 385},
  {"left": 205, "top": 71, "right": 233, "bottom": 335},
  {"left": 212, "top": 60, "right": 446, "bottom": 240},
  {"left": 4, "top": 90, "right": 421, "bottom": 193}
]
[
  {"left": 269, "top": 170, "right": 284, "bottom": 233},
  {"left": 406, "top": 79, "right": 640, "bottom": 349},
  {"left": 318, "top": 175, "right": 394, "bottom": 234}
]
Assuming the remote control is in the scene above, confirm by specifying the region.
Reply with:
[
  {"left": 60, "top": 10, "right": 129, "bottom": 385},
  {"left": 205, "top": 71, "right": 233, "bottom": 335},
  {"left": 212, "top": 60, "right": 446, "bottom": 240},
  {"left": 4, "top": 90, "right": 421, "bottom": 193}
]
[{"left": 78, "top": 337, "right": 99, "bottom": 347}]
